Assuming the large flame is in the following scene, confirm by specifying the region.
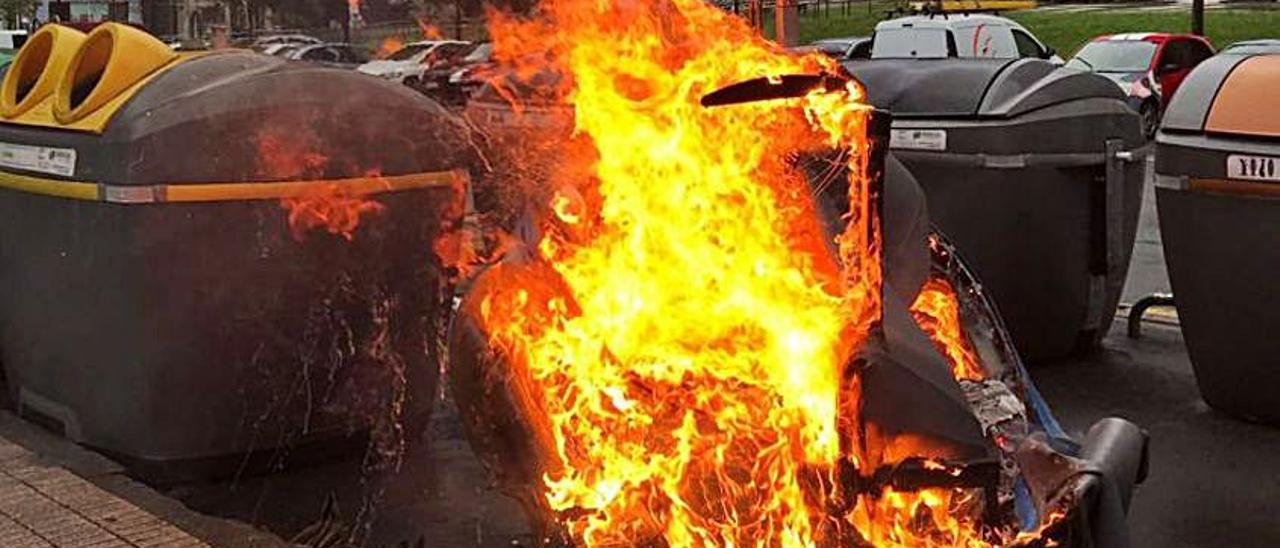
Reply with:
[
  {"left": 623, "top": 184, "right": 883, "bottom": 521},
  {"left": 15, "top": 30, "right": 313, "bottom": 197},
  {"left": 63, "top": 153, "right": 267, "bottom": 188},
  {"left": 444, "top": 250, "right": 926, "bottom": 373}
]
[
  {"left": 910, "top": 277, "right": 985, "bottom": 382},
  {"left": 474, "top": 0, "right": 998, "bottom": 545}
]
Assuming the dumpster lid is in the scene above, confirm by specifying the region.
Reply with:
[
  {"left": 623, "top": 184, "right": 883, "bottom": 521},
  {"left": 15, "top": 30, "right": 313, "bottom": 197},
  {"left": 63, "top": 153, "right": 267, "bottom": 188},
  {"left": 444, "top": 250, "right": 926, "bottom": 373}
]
[
  {"left": 1204, "top": 54, "right": 1280, "bottom": 138},
  {"left": 842, "top": 58, "right": 1121, "bottom": 118},
  {"left": 842, "top": 59, "right": 1013, "bottom": 117},
  {"left": 1163, "top": 53, "right": 1280, "bottom": 138}
]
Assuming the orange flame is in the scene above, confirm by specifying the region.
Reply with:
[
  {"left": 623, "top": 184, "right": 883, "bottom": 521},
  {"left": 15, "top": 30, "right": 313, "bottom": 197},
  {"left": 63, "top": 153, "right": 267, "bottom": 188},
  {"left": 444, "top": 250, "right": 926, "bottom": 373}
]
[
  {"left": 281, "top": 189, "right": 384, "bottom": 241},
  {"left": 253, "top": 127, "right": 385, "bottom": 241},
  {"left": 377, "top": 35, "right": 405, "bottom": 59},
  {"left": 910, "top": 276, "right": 986, "bottom": 382},
  {"left": 417, "top": 18, "right": 445, "bottom": 40},
  {"left": 474, "top": 0, "right": 1007, "bottom": 545}
]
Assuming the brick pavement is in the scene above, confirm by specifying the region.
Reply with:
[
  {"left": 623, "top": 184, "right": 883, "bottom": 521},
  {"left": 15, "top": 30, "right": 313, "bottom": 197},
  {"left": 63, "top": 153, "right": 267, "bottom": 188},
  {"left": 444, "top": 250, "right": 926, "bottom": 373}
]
[{"left": 0, "top": 436, "right": 209, "bottom": 548}]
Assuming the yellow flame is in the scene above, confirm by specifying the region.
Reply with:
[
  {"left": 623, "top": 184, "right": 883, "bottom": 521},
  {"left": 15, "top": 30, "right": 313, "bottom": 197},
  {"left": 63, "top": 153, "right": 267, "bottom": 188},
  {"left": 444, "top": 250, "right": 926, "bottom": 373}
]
[{"left": 476, "top": 0, "right": 1005, "bottom": 545}]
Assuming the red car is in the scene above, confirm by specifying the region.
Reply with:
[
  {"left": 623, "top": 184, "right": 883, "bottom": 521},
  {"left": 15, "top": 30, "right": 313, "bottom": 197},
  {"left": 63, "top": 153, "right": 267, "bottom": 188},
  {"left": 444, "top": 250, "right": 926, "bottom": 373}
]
[{"left": 1067, "top": 33, "right": 1215, "bottom": 137}]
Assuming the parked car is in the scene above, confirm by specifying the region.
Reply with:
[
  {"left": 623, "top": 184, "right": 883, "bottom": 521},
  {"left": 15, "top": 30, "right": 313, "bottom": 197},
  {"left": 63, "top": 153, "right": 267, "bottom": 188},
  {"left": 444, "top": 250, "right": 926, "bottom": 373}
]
[
  {"left": 286, "top": 43, "right": 370, "bottom": 69},
  {"left": 1067, "top": 33, "right": 1214, "bottom": 137},
  {"left": 418, "top": 42, "right": 493, "bottom": 105},
  {"left": 0, "top": 29, "right": 26, "bottom": 68},
  {"left": 262, "top": 43, "right": 300, "bottom": 56},
  {"left": 807, "top": 36, "right": 872, "bottom": 60},
  {"left": 251, "top": 34, "right": 322, "bottom": 51},
  {"left": 868, "top": 14, "right": 1060, "bottom": 62},
  {"left": 357, "top": 40, "right": 472, "bottom": 86},
  {"left": 1221, "top": 38, "right": 1280, "bottom": 55}
]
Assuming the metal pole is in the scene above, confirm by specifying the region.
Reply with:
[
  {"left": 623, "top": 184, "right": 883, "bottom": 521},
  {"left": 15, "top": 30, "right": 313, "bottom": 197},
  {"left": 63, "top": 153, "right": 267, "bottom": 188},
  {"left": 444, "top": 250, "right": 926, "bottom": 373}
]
[
  {"left": 1191, "top": 0, "right": 1204, "bottom": 36},
  {"left": 454, "top": 0, "right": 462, "bottom": 39}
]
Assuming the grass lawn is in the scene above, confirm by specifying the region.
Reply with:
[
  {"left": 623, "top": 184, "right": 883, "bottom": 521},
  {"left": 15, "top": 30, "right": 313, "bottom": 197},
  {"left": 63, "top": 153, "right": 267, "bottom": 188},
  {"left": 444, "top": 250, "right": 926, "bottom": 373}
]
[{"left": 790, "top": 4, "right": 1280, "bottom": 55}]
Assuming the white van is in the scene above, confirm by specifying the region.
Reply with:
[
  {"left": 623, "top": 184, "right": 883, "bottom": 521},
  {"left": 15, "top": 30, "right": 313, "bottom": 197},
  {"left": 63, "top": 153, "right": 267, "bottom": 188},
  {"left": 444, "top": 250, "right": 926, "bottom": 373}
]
[
  {"left": 0, "top": 30, "right": 28, "bottom": 51},
  {"left": 870, "top": 14, "right": 1061, "bottom": 63}
]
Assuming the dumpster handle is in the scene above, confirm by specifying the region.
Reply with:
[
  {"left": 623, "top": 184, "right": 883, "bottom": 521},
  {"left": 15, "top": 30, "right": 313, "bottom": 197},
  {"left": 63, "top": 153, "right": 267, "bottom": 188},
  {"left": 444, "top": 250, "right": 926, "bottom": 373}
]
[{"left": 1127, "top": 293, "right": 1176, "bottom": 338}]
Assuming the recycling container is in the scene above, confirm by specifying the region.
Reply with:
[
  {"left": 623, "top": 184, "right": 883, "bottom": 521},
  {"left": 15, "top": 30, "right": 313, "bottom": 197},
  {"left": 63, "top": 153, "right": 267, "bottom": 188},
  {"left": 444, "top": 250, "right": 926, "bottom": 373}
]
[
  {"left": 1154, "top": 52, "right": 1280, "bottom": 423},
  {"left": 0, "top": 24, "right": 471, "bottom": 473},
  {"left": 843, "top": 58, "right": 1147, "bottom": 362}
]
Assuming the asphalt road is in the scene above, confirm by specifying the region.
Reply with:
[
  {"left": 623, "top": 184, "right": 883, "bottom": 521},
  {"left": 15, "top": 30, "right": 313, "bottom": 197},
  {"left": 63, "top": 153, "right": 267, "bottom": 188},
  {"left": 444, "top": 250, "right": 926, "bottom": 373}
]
[
  {"left": 156, "top": 157, "right": 1278, "bottom": 547},
  {"left": 1034, "top": 157, "right": 1280, "bottom": 548},
  {"left": 1119, "top": 157, "right": 1171, "bottom": 306}
]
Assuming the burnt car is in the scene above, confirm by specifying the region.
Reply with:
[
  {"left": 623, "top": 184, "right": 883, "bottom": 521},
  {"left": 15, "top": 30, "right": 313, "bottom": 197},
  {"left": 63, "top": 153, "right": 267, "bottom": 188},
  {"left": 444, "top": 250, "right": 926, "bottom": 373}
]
[{"left": 1067, "top": 33, "right": 1215, "bottom": 138}]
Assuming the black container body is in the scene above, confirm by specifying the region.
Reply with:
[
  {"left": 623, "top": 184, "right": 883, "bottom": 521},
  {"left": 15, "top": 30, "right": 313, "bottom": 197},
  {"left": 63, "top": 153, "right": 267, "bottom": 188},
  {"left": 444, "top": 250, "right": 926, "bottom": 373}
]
[
  {"left": 1153, "top": 51, "right": 1280, "bottom": 423},
  {"left": 0, "top": 51, "right": 472, "bottom": 471},
  {"left": 846, "top": 58, "right": 1146, "bottom": 362},
  {"left": 0, "top": 186, "right": 457, "bottom": 465},
  {"left": 1156, "top": 187, "right": 1280, "bottom": 423}
]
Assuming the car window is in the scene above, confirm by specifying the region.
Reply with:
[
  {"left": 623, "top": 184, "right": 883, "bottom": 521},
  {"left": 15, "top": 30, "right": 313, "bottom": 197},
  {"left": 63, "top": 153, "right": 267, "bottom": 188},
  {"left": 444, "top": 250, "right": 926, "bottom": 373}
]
[
  {"left": 849, "top": 39, "right": 872, "bottom": 59},
  {"left": 437, "top": 43, "right": 469, "bottom": 59},
  {"left": 388, "top": 44, "right": 430, "bottom": 61},
  {"left": 463, "top": 43, "right": 493, "bottom": 62},
  {"left": 952, "top": 24, "right": 1018, "bottom": 58},
  {"left": 1011, "top": 30, "right": 1043, "bottom": 58},
  {"left": 871, "top": 28, "right": 950, "bottom": 59},
  {"left": 1185, "top": 40, "right": 1214, "bottom": 66},
  {"left": 1159, "top": 41, "right": 1192, "bottom": 70},
  {"left": 302, "top": 48, "right": 339, "bottom": 62},
  {"left": 341, "top": 47, "right": 367, "bottom": 63},
  {"left": 1070, "top": 40, "right": 1156, "bottom": 72}
]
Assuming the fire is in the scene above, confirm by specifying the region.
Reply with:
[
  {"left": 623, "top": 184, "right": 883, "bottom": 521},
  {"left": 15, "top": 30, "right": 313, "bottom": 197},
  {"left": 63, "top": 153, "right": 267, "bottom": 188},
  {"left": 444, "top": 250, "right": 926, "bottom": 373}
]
[
  {"left": 417, "top": 18, "right": 445, "bottom": 40},
  {"left": 281, "top": 189, "right": 384, "bottom": 241},
  {"left": 910, "top": 277, "right": 985, "bottom": 382},
  {"left": 473, "top": 0, "right": 1000, "bottom": 545},
  {"left": 252, "top": 127, "right": 385, "bottom": 240},
  {"left": 377, "top": 35, "right": 404, "bottom": 59}
]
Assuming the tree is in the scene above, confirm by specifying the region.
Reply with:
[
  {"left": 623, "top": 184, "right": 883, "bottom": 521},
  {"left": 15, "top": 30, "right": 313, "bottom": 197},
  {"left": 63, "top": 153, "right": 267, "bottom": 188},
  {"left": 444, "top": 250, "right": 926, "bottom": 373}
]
[{"left": 0, "top": 0, "right": 35, "bottom": 28}]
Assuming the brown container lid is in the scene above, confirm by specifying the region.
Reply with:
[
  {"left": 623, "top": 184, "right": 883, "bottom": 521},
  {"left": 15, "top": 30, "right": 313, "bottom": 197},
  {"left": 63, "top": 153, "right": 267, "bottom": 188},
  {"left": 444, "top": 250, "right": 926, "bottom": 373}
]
[{"left": 1205, "top": 54, "right": 1280, "bottom": 137}]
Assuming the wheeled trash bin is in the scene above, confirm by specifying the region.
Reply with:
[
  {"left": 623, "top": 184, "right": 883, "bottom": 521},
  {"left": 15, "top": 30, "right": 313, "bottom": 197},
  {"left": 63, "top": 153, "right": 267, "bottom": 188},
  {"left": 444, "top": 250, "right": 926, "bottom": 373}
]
[
  {"left": 1155, "top": 52, "right": 1280, "bottom": 423},
  {"left": 843, "top": 58, "right": 1147, "bottom": 362},
  {"left": 0, "top": 24, "right": 470, "bottom": 473}
]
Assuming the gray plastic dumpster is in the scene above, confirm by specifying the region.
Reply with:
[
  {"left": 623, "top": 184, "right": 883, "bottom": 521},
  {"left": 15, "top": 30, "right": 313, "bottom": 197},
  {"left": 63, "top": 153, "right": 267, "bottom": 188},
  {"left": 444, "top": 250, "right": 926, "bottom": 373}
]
[
  {"left": 843, "top": 58, "right": 1147, "bottom": 362},
  {"left": 1155, "top": 52, "right": 1280, "bottom": 424},
  {"left": 0, "top": 25, "right": 470, "bottom": 476}
]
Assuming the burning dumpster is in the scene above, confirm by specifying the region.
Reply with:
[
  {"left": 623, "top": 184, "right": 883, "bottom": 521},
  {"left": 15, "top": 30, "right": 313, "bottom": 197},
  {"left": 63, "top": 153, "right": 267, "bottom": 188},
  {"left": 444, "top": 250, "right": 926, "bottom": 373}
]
[
  {"left": 444, "top": 0, "right": 1148, "bottom": 544},
  {"left": 0, "top": 23, "right": 468, "bottom": 472},
  {"left": 843, "top": 59, "right": 1147, "bottom": 362},
  {"left": 1155, "top": 52, "right": 1280, "bottom": 424}
]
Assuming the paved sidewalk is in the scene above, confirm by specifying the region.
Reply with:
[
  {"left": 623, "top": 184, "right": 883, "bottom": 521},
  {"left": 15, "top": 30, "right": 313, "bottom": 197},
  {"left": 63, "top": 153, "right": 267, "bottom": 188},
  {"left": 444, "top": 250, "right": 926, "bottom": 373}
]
[
  {"left": 0, "top": 410, "right": 289, "bottom": 548},
  {"left": 0, "top": 435, "right": 208, "bottom": 548}
]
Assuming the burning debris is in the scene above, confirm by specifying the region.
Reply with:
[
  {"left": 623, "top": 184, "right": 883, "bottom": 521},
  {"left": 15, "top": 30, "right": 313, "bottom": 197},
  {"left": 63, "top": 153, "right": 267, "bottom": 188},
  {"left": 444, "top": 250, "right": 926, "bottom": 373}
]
[
  {"left": 432, "top": 0, "right": 1151, "bottom": 546},
  {"left": 436, "top": 0, "right": 1149, "bottom": 546}
]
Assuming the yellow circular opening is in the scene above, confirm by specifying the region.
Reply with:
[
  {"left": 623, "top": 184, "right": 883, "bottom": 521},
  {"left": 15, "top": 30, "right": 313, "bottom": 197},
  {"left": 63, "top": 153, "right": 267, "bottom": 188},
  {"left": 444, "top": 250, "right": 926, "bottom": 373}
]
[
  {"left": 6, "top": 32, "right": 53, "bottom": 108},
  {"left": 64, "top": 29, "right": 114, "bottom": 113}
]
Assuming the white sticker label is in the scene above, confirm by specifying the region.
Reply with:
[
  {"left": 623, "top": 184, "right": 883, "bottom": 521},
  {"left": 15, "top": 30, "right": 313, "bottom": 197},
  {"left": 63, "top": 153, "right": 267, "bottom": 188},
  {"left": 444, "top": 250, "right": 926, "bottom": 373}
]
[
  {"left": 0, "top": 142, "right": 77, "bottom": 177},
  {"left": 1227, "top": 154, "right": 1280, "bottom": 182},
  {"left": 890, "top": 129, "right": 947, "bottom": 151}
]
